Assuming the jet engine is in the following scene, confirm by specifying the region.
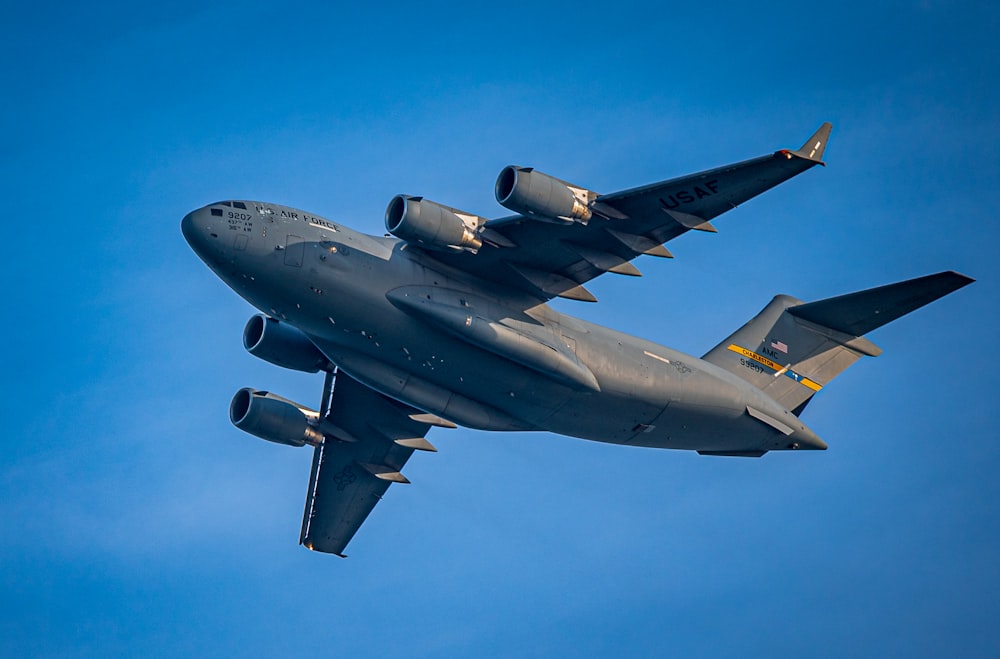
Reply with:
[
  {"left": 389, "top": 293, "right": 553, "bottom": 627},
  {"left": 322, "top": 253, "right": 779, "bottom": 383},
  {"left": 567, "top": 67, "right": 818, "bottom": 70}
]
[
  {"left": 495, "top": 166, "right": 595, "bottom": 223},
  {"left": 385, "top": 195, "right": 485, "bottom": 252},
  {"left": 229, "top": 388, "right": 324, "bottom": 447},
  {"left": 243, "top": 314, "right": 332, "bottom": 373}
]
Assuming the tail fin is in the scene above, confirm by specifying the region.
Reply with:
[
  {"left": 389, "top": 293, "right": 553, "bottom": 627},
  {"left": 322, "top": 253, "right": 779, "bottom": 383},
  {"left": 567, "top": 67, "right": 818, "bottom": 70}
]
[{"left": 703, "top": 272, "right": 973, "bottom": 414}]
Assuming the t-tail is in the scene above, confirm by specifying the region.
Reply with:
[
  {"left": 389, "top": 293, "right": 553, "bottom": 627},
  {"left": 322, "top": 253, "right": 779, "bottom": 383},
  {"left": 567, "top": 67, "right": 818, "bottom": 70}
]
[{"left": 702, "top": 272, "right": 974, "bottom": 415}]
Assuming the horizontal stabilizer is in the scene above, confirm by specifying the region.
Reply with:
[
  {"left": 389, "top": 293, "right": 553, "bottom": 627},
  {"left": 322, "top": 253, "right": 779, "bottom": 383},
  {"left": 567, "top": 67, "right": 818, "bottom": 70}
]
[
  {"left": 788, "top": 271, "right": 974, "bottom": 336},
  {"left": 703, "top": 270, "right": 973, "bottom": 414}
]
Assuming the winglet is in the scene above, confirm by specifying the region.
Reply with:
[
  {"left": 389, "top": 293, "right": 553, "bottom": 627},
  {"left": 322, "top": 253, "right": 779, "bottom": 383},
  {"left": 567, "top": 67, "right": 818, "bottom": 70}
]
[{"left": 788, "top": 122, "right": 833, "bottom": 165}]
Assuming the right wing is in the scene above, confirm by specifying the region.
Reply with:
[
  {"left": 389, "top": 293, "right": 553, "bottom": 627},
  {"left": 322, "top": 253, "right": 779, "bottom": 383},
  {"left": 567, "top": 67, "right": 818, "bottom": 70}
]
[
  {"left": 299, "top": 372, "right": 434, "bottom": 556},
  {"left": 425, "top": 123, "right": 832, "bottom": 303}
]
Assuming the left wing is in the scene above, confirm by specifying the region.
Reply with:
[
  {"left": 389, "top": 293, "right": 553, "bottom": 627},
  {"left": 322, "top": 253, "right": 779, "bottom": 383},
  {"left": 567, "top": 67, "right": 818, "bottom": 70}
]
[
  {"left": 425, "top": 123, "right": 831, "bottom": 303},
  {"left": 299, "top": 372, "right": 434, "bottom": 556}
]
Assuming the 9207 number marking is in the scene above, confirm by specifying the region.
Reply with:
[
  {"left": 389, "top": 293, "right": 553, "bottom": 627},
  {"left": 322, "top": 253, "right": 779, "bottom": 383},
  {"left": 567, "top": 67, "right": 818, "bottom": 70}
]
[
  {"left": 228, "top": 210, "right": 253, "bottom": 232},
  {"left": 739, "top": 358, "right": 767, "bottom": 374}
]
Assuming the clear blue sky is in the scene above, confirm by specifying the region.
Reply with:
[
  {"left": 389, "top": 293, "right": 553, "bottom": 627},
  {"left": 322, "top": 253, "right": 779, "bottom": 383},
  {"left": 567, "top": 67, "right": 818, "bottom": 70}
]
[{"left": 2, "top": 1, "right": 998, "bottom": 657}]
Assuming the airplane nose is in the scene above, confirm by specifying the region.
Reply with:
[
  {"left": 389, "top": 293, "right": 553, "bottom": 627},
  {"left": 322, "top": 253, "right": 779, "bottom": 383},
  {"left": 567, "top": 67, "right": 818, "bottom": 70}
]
[
  {"left": 181, "top": 208, "right": 214, "bottom": 259},
  {"left": 181, "top": 211, "right": 197, "bottom": 246},
  {"left": 182, "top": 206, "right": 236, "bottom": 273}
]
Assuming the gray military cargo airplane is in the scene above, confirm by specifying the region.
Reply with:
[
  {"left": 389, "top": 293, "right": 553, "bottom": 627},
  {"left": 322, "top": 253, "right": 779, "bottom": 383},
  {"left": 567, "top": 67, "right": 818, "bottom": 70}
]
[{"left": 182, "top": 123, "right": 972, "bottom": 556}]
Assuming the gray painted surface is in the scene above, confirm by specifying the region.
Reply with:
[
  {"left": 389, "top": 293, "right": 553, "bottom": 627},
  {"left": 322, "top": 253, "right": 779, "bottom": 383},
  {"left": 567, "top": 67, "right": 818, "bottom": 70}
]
[{"left": 180, "top": 125, "right": 972, "bottom": 554}]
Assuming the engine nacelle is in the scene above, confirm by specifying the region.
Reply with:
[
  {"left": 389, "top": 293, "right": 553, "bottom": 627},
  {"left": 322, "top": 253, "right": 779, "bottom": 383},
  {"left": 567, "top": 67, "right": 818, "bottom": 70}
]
[
  {"left": 385, "top": 195, "right": 485, "bottom": 252},
  {"left": 229, "top": 388, "right": 323, "bottom": 447},
  {"left": 243, "top": 314, "right": 331, "bottom": 373},
  {"left": 495, "top": 166, "right": 595, "bottom": 223}
]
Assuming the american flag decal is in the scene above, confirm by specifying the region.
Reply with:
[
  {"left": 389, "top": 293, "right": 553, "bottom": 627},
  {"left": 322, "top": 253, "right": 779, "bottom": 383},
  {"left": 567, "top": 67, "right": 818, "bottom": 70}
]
[{"left": 771, "top": 340, "right": 788, "bottom": 354}]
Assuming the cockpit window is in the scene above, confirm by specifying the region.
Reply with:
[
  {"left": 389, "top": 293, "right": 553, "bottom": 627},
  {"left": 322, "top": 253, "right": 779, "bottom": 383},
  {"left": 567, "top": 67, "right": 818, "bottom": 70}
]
[
  {"left": 233, "top": 201, "right": 247, "bottom": 209},
  {"left": 211, "top": 208, "right": 223, "bottom": 216}
]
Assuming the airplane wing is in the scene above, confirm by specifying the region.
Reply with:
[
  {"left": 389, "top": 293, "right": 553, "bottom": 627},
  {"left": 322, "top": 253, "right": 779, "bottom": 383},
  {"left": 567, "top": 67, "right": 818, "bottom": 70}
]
[
  {"left": 426, "top": 123, "right": 832, "bottom": 303},
  {"left": 299, "top": 371, "right": 433, "bottom": 556}
]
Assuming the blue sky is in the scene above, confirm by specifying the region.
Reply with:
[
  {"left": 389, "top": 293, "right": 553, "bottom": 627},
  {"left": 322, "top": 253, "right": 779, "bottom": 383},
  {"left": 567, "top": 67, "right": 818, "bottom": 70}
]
[{"left": 2, "top": 1, "right": 998, "bottom": 656}]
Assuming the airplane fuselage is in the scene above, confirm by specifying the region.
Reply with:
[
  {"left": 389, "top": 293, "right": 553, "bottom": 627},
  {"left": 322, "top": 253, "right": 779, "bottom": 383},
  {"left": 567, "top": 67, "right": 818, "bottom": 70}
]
[
  {"left": 178, "top": 125, "right": 980, "bottom": 555},
  {"left": 182, "top": 200, "right": 824, "bottom": 454}
]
